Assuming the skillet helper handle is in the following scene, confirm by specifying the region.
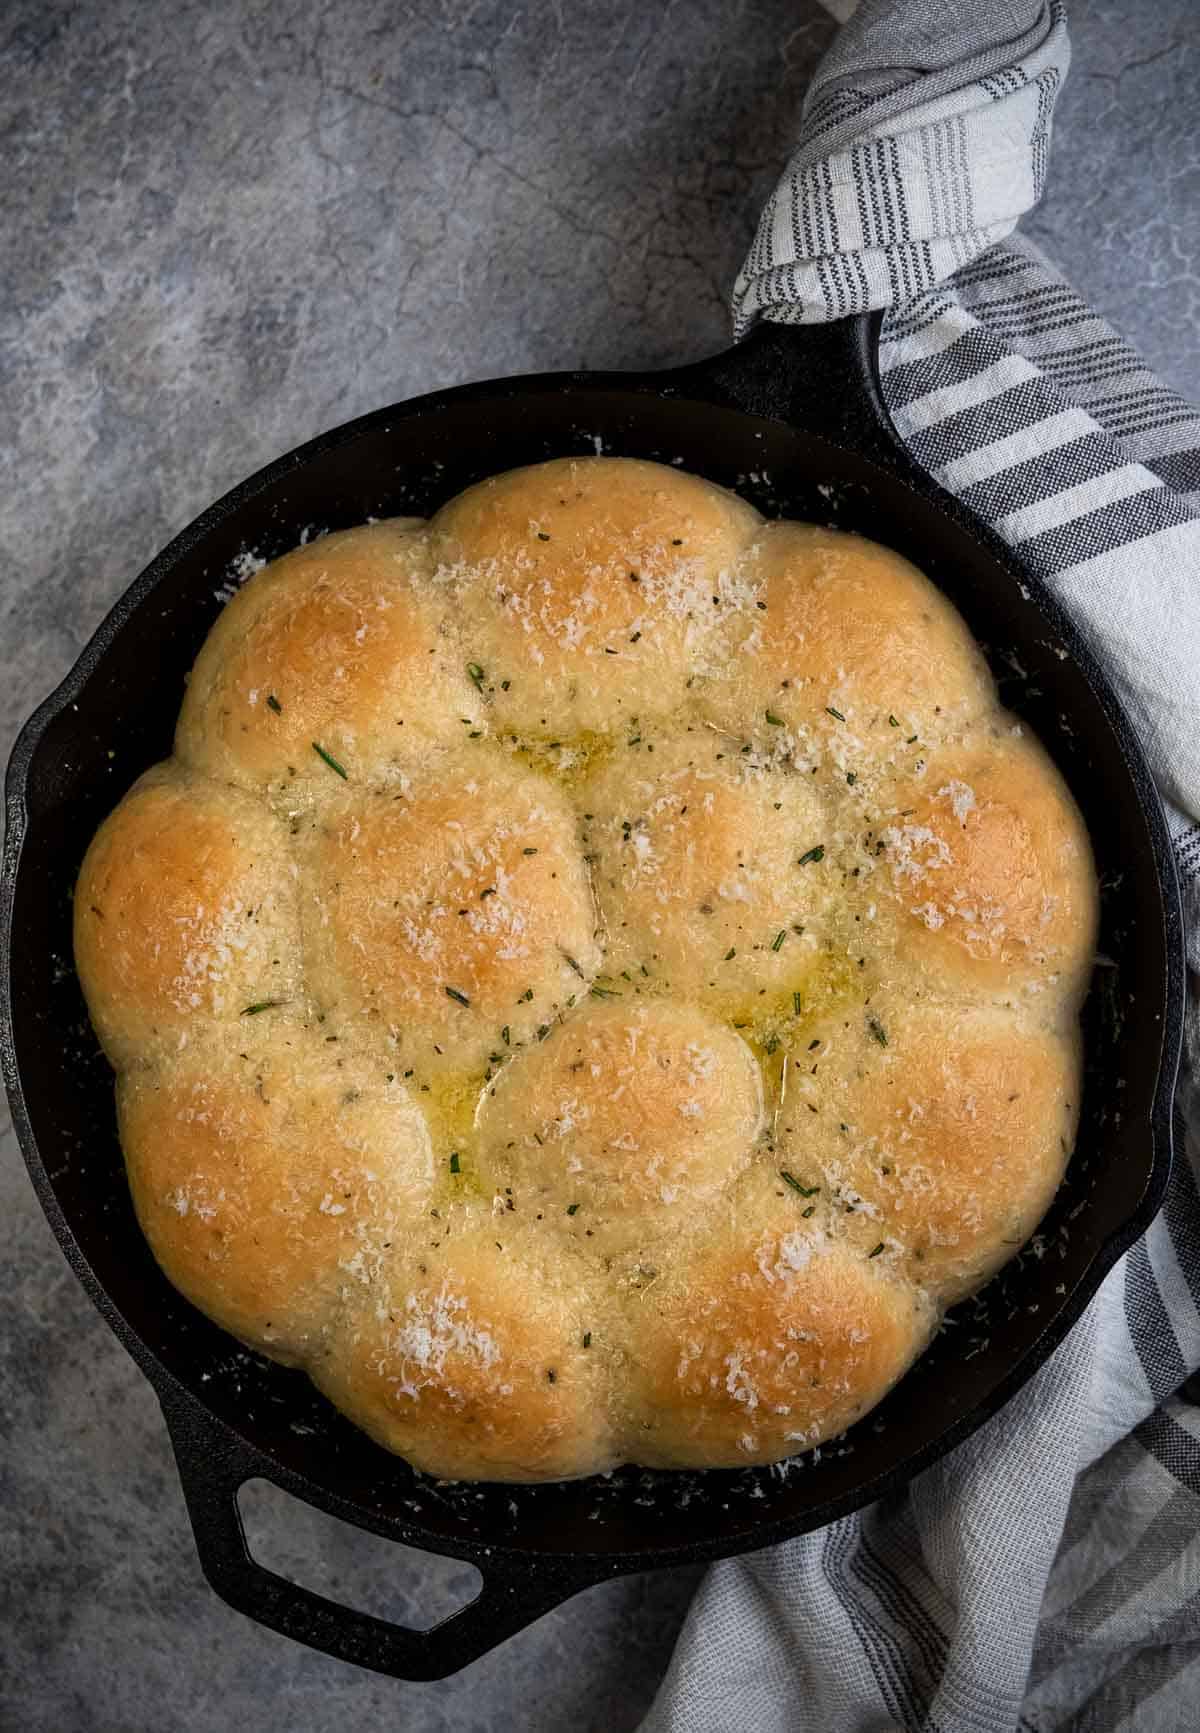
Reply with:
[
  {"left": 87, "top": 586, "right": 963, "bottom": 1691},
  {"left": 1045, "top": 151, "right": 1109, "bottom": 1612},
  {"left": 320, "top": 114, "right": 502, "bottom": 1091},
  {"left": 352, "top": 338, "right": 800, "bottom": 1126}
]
[
  {"left": 670, "top": 309, "right": 918, "bottom": 477},
  {"left": 161, "top": 1396, "right": 606, "bottom": 1681}
]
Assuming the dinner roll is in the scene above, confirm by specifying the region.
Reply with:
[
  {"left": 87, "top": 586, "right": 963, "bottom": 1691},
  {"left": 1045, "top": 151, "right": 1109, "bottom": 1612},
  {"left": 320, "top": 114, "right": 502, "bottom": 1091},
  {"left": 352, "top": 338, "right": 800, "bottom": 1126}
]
[
  {"left": 430, "top": 457, "right": 761, "bottom": 736},
  {"left": 316, "top": 1234, "right": 613, "bottom": 1480},
  {"left": 626, "top": 1225, "right": 934, "bottom": 1468},
  {"left": 479, "top": 998, "right": 763, "bottom": 1251},
  {"left": 702, "top": 521, "right": 992, "bottom": 751},
  {"left": 300, "top": 755, "right": 599, "bottom": 1073},
  {"left": 869, "top": 732, "right": 1097, "bottom": 1003},
  {"left": 74, "top": 764, "right": 300, "bottom": 1068},
  {"left": 118, "top": 1027, "right": 433, "bottom": 1362},
  {"left": 778, "top": 993, "right": 1080, "bottom": 1303},
  {"left": 582, "top": 728, "right": 834, "bottom": 1002},
  {"left": 176, "top": 519, "right": 480, "bottom": 805}
]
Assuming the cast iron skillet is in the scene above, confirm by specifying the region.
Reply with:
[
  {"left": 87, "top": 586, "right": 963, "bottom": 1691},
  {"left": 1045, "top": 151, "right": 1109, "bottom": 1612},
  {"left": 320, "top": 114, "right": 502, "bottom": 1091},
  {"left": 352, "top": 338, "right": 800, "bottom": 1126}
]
[{"left": 1, "top": 312, "right": 1185, "bottom": 1680}]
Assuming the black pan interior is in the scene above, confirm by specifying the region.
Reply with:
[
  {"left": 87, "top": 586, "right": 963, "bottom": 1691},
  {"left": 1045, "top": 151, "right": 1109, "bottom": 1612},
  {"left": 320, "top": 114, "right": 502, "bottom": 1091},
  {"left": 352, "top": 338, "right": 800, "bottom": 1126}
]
[{"left": 4, "top": 371, "right": 1177, "bottom": 1571}]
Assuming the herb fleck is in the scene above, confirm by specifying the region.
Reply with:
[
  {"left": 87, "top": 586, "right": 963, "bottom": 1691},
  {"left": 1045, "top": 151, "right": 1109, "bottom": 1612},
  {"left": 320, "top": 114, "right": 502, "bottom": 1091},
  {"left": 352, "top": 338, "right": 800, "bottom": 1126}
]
[
  {"left": 765, "top": 709, "right": 785, "bottom": 726},
  {"left": 266, "top": 693, "right": 282, "bottom": 714},
  {"left": 825, "top": 706, "right": 846, "bottom": 722},
  {"left": 449, "top": 1152, "right": 461, "bottom": 1175},
  {"left": 444, "top": 985, "right": 471, "bottom": 1007},
  {"left": 566, "top": 1203, "right": 580, "bottom": 1216},
  {"left": 312, "top": 741, "right": 348, "bottom": 779},
  {"left": 770, "top": 929, "right": 787, "bottom": 952},
  {"left": 780, "top": 1171, "right": 820, "bottom": 1198},
  {"left": 867, "top": 1016, "right": 888, "bottom": 1047},
  {"left": 241, "top": 1000, "right": 282, "bottom": 1016},
  {"left": 466, "top": 661, "right": 485, "bottom": 690},
  {"left": 798, "top": 844, "right": 825, "bottom": 866},
  {"left": 869, "top": 1241, "right": 885, "bottom": 1258}
]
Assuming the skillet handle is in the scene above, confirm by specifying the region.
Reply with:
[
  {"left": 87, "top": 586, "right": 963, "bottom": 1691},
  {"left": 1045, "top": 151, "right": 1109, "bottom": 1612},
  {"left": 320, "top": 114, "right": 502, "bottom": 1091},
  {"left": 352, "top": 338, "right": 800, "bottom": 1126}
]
[
  {"left": 161, "top": 1394, "right": 612, "bottom": 1681},
  {"left": 665, "top": 310, "right": 919, "bottom": 477}
]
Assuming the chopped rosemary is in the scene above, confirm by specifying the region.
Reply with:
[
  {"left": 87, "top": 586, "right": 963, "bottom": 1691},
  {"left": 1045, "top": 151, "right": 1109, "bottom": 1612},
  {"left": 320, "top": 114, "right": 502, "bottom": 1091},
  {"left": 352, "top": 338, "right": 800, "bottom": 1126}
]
[
  {"left": 311, "top": 741, "right": 348, "bottom": 779},
  {"left": 590, "top": 983, "right": 620, "bottom": 999},
  {"left": 764, "top": 1035, "right": 780, "bottom": 1056},
  {"left": 793, "top": 991, "right": 803, "bottom": 1016},
  {"left": 522, "top": 846, "right": 539, "bottom": 855},
  {"left": 562, "top": 952, "right": 585, "bottom": 978},
  {"left": 501, "top": 1025, "right": 510, "bottom": 1045},
  {"left": 888, "top": 714, "right": 900, "bottom": 727},
  {"left": 867, "top": 1015, "right": 888, "bottom": 1047},
  {"left": 825, "top": 706, "right": 846, "bottom": 722},
  {"left": 802, "top": 1204, "right": 816, "bottom": 1218},
  {"left": 907, "top": 734, "right": 919, "bottom": 744},
  {"left": 846, "top": 771, "right": 857, "bottom": 786},
  {"left": 566, "top": 1202, "right": 580, "bottom": 1216},
  {"left": 765, "top": 709, "right": 785, "bottom": 726},
  {"left": 537, "top": 531, "right": 551, "bottom": 542},
  {"left": 797, "top": 844, "right": 825, "bottom": 866},
  {"left": 724, "top": 947, "right": 736, "bottom": 961},
  {"left": 466, "top": 662, "right": 485, "bottom": 690},
  {"left": 240, "top": 1000, "right": 282, "bottom": 1016},
  {"left": 869, "top": 1241, "right": 885, "bottom": 1258},
  {"left": 582, "top": 1331, "right": 592, "bottom": 1348},
  {"left": 444, "top": 985, "right": 471, "bottom": 1007},
  {"left": 519, "top": 988, "right": 534, "bottom": 1003},
  {"left": 500, "top": 678, "right": 511, "bottom": 691},
  {"left": 770, "top": 930, "right": 787, "bottom": 952},
  {"left": 449, "top": 1152, "right": 461, "bottom": 1174},
  {"left": 780, "top": 1171, "right": 820, "bottom": 1198},
  {"left": 266, "top": 693, "right": 282, "bottom": 714}
]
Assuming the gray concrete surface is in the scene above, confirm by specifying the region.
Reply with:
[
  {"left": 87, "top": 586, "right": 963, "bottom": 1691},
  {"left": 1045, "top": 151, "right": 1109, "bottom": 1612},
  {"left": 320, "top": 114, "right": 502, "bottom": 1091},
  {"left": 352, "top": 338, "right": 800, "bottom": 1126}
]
[{"left": 1, "top": 1, "right": 1196, "bottom": 1727}]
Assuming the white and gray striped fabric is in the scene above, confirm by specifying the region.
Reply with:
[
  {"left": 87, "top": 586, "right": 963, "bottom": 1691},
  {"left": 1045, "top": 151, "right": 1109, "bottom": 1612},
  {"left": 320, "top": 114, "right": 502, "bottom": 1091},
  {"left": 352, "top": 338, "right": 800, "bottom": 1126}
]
[{"left": 645, "top": 4, "right": 1200, "bottom": 1731}]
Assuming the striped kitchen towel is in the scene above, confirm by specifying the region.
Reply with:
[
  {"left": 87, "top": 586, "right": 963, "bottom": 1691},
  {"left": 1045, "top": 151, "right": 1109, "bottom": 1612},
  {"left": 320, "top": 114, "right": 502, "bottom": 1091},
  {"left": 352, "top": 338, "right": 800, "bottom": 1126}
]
[{"left": 644, "top": 4, "right": 1200, "bottom": 1731}]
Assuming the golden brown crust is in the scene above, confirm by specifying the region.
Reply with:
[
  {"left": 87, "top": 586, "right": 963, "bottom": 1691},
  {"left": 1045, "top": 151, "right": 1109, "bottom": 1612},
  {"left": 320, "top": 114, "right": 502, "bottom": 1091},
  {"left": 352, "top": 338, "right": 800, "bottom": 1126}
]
[
  {"left": 430, "top": 457, "right": 762, "bottom": 735},
  {"left": 300, "top": 757, "right": 600, "bottom": 1072},
  {"left": 74, "top": 455, "right": 1095, "bottom": 1482},
  {"left": 314, "top": 1235, "right": 613, "bottom": 1479},
  {"left": 582, "top": 728, "right": 835, "bottom": 1000},
  {"left": 74, "top": 765, "right": 300, "bottom": 1068},
  {"left": 118, "top": 1028, "right": 433, "bottom": 1362},
  {"left": 869, "top": 733, "right": 1097, "bottom": 1003},
  {"left": 625, "top": 1227, "right": 935, "bottom": 1468},
  {"left": 777, "top": 993, "right": 1080, "bottom": 1304},
  {"left": 702, "top": 521, "right": 991, "bottom": 746},
  {"left": 480, "top": 998, "right": 763, "bottom": 1252},
  {"left": 175, "top": 519, "right": 480, "bottom": 804}
]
